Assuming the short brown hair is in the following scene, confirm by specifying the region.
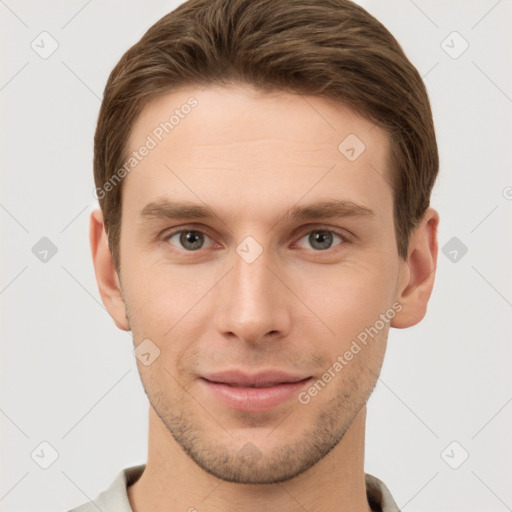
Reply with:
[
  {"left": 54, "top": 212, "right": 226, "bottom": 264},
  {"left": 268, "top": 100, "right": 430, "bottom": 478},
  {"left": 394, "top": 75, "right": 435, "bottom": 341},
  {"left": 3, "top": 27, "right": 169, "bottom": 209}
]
[{"left": 94, "top": 0, "right": 438, "bottom": 271}]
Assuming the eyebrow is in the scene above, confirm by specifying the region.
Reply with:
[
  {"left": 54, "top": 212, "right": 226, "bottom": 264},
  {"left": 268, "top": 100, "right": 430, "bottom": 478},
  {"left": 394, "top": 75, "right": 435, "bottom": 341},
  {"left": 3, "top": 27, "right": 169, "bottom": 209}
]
[{"left": 139, "top": 198, "right": 375, "bottom": 226}]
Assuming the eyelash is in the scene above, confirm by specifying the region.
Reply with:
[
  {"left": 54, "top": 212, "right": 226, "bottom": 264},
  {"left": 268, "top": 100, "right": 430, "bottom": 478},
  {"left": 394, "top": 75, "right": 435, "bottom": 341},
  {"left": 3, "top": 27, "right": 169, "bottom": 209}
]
[{"left": 161, "top": 225, "right": 351, "bottom": 253}]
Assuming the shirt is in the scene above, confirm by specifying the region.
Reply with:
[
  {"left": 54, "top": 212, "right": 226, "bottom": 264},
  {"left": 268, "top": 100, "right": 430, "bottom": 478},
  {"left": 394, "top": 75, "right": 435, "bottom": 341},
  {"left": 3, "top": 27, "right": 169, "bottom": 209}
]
[{"left": 67, "top": 464, "right": 401, "bottom": 512}]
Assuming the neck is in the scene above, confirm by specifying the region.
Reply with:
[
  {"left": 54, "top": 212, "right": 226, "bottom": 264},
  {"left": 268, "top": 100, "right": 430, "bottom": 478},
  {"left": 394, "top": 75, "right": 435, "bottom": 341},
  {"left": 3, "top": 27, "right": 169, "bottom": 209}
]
[{"left": 128, "top": 406, "right": 372, "bottom": 512}]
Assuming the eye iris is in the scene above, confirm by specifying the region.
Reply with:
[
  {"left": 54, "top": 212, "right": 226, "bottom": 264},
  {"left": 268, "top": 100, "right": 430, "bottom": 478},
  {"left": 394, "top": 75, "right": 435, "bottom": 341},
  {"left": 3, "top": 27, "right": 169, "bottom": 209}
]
[
  {"left": 309, "top": 230, "right": 333, "bottom": 250},
  {"left": 180, "top": 231, "right": 204, "bottom": 250}
]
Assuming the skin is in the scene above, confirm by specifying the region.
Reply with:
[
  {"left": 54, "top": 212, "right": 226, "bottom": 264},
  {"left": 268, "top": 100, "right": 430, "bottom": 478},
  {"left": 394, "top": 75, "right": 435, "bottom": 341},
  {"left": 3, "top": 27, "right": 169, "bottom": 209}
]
[{"left": 90, "top": 84, "right": 439, "bottom": 512}]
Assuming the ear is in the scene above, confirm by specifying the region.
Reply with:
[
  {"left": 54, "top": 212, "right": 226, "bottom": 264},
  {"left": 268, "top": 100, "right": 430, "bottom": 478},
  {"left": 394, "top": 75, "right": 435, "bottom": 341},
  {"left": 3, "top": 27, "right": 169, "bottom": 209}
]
[
  {"left": 89, "top": 208, "right": 130, "bottom": 331},
  {"left": 391, "top": 207, "right": 440, "bottom": 329}
]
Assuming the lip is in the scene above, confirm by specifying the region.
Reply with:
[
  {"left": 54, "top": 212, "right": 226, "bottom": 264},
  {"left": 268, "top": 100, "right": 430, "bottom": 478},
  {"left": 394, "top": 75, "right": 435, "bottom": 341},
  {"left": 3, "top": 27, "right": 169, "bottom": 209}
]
[{"left": 199, "top": 370, "right": 312, "bottom": 412}]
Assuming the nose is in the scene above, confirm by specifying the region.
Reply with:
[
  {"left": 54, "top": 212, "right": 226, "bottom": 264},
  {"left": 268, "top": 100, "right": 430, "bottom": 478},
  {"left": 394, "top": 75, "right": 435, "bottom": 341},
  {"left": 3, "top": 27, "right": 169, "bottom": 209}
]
[{"left": 214, "top": 244, "right": 293, "bottom": 345}]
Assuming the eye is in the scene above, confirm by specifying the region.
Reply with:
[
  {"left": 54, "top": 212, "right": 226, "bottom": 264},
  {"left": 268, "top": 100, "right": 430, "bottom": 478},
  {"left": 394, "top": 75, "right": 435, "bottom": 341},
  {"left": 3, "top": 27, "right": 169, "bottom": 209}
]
[
  {"left": 162, "top": 226, "right": 348, "bottom": 253},
  {"left": 295, "top": 229, "right": 345, "bottom": 251},
  {"left": 165, "top": 229, "right": 215, "bottom": 251}
]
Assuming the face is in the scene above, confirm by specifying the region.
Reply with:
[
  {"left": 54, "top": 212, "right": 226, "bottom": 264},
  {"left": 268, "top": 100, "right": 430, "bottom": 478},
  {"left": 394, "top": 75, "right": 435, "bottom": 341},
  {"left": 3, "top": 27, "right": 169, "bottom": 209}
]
[{"left": 115, "top": 84, "right": 405, "bottom": 483}]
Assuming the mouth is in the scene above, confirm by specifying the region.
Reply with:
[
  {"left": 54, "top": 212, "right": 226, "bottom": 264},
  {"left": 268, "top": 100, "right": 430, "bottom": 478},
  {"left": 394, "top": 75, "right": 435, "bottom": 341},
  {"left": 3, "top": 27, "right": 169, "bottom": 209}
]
[
  {"left": 215, "top": 381, "right": 303, "bottom": 388},
  {"left": 199, "top": 370, "right": 313, "bottom": 411}
]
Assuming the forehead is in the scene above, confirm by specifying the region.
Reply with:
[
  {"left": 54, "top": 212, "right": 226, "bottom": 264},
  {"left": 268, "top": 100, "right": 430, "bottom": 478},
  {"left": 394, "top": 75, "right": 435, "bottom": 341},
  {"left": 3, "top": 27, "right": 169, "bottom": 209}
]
[{"left": 123, "top": 85, "right": 393, "bottom": 223}]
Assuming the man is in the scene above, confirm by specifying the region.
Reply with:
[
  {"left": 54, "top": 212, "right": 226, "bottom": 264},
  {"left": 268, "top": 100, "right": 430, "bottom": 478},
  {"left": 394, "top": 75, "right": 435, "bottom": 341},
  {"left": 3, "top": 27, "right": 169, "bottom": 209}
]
[{"left": 73, "top": 0, "right": 439, "bottom": 510}]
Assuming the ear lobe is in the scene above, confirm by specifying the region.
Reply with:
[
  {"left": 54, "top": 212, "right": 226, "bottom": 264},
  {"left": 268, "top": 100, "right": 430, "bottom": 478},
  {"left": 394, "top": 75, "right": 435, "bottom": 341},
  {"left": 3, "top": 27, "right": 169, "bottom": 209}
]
[
  {"left": 391, "top": 207, "right": 440, "bottom": 329},
  {"left": 89, "top": 208, "right": 130, "bottom": 331}
]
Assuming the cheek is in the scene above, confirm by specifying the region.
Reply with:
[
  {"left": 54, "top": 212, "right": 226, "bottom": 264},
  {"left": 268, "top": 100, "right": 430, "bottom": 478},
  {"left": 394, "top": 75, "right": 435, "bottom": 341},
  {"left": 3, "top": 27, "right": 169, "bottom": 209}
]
[
  {"left": 290, "top": 256, "right": 397, "bottom": 343},
  {"left": 121, "top": 259, "right": 216, "bottom": 358}
]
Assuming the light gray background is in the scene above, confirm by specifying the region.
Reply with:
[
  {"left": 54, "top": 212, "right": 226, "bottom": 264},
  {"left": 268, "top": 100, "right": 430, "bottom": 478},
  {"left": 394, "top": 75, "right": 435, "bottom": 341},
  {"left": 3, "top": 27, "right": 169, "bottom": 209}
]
[{"left": 1, "top": 1, "right": 511, "bottom": 511}]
